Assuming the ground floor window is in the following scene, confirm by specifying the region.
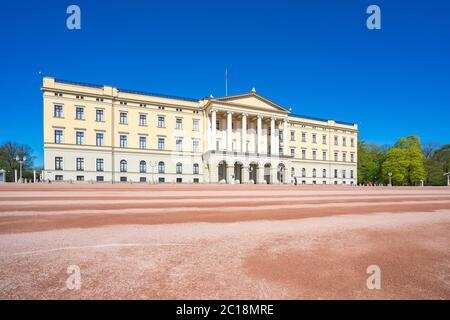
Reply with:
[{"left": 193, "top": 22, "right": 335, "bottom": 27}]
[
  {"left": 312, "top": 180, "right": 316, "bottom": 184},
  {"left": 140, "top": 177, "right": 146, "bottom": 183},
  {"left": 158, "top": 177, "right": 165, "bottom": 183},
  {"left": 193, "top": 178, "right": 199, "bottom": 183},
  {"left": 96, "top": 176, "right": 104, "bottom": 182},
  {"left": 334, "top": 181, "right": 338, "bottom": 184},
  {"left": 302, "top": 180, "right": 306, "bottom": 184},
  {"left": 55, "top": 175, "right": 63, "bottom": 181},
  {"left": 76, "top": 176, "right": 84, "bottom": 181},
  {"left": 176, "top": 178, "right": 182, "bottom": 183},
  {"left": 120, "top": 176, "right": 127, "bottom": 182},
  {"left": 323, "top": 180, "right": 327, "bottom": 184}
]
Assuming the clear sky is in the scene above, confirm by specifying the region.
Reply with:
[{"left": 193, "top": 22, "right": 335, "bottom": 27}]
[{"left": 1, "top": 0, "right": 449, "bottom": 167}]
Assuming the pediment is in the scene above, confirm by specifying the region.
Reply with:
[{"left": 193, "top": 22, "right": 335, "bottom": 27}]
[{"left": 214, "top": 92, "right": 289, "bottom": 113}]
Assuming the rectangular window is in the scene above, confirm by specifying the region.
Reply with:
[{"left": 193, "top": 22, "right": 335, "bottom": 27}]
[
  {"left": 175, "top": 118, "right": 183, "bottom": 129},
  {"left": 334, "top": 152, "right": 338, "bottom": 161},
  {"left": 140, "top": 177, "right": 147, "bottom": 183},
  {"left": 323, "top": 151, "right": 327, "bottom": 161},
  {"left": 351, "top": 153, "right": 355, "bottom": 162},
  {"left": 322, "top": 135, "right": 327, "bottom": 144},
  {"left": 334, "top": 169, "right": 338, "bottom": 178},
  {"left": 192, "top": 139, "right": 200, "bottom": 152},
  {"left": 290, "top": 148, "right": 295, "bottom": 157},
  {"left": 139, "top": 136, "right": 147, "bottom": 149},
  {"left": 75, "top": 107, "right": 84, "bottom": 120},
  {"left": 334, "top": 136, "right": 338, "bottom": 146},
  {"left": 54, "top": 130, "right": 63, "bottom": 144},
  {"left": 139, "top": 114, "right": 147, "bottom": 126},
  {"left": 216, "top": 120, "right": 220, "bottom": 130},
  {"left": 119, "top": 135, "right": 127, "bottom": 148},
  {"left": 76, "top": 158, "right": 84, "bottom": 171},
  {"left": 96, "top": 132, "right": 104, "bottom": 146},
  {"left": 351, "top": 170, "right": 354, "bottom": 179},
  {"left": 158, "top": 177, "right": 165, "bottom": 183},
  {"left": 279, "top": 130, "right": 283, "bottom": 141},
  {"left": 290, "top": 131, "right": 295, "bottom": 141},
  {"left": 343, "top": 153, "right": 347, "bottom": 162},
  {"left": 193, "top": 178, "right": 199, "bottom": 183},
  {"left": 76, "top": 176, "right": 84, "bottom": 181},
  {"left": 120, "top": 177, "right": 127, "bottom": 182},
  {"left": 342, "top": 170, "right": 346, "bottom": 179},
  {"left": 76, "top": 131, "right": 84, "bottom": 145},
  {"left": 312, "top": 150, "right": 317, "bottom": 160},
  {"left": 350, "top": 138, "right": 355, "bottom": 147},
  {"left": 158, "top": 116, "right": 165, "bottom": 128},
  {"left": 96, "top": 176, "right": 104, "bottom": 182},
  {"left": 119, "top": 112, "right": 127, "bottom": 124},
  {"left": 96, "top": 109, "right": 104, "bottom": 122},
  {"left": 193, "top": 119, "right": 200, "bottom": 132},
  {"left": 55, "top": 157, "right": 63, "bottom": 170},
  {"left": 55, "top": 175, "right": 63, "bottom": 181},
  {"left": 176, "top": 138, "right": 183, "bottom": 152},
  {"left": 96, "top": 159, "right": 104, "bottom": 172},
  {"left": 302, "top": 132, "right": 306, "bottom": 142},
  {"left": 343, "top": 137, "right": 347, "bottom": 147},
  {"left": 312, "top": 134, "right": 317, "bottom": 143},
  {"left": 158, "top": 137, "right": 165, "bottom": 150},
  {"left": 54, "top": 105, "right": 64, "bottom": 118},
  {"left": 302, "top": 149, "right": 306, "bottom": 160}
]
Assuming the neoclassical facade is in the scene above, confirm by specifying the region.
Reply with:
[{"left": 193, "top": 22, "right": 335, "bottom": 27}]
[{"left": 42, "top": 77, "right": 358, "bottom": 184}]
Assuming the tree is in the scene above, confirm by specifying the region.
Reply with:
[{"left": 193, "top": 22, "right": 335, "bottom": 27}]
[
  {"left": 357, "top": 141, "right": 386, "bottom": 185},
  {"left": 422, "top": 141, "right": 441, "bottom": 158},
  {"left": 432, "top": 144, "right": 450, "bottom": 173},
  {"left": 424, "top": 158, "right": 446, "bottom": 186},
  {"left": 0, "top": 142, "right": 34, "bottom": 182}
]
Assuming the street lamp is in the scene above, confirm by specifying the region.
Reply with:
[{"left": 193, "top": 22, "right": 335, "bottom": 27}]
[
  {"left": 15, "top": 155, "right": 26, "bottom": 183},
  {"left": 444, "top": 172, "right": 450, "bottom": 187},
  {"left": 388, "top": 172, "right": 392, "bottom": 187}
]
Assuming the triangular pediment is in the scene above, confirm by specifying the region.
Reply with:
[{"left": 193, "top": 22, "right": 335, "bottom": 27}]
[{"left": 214, "top": 92, "right": 289, "bottom": 113}]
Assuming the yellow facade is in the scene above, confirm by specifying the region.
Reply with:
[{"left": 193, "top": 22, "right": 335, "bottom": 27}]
[{"left": 42, "top": 77, "right": 358, "bottom": 184}]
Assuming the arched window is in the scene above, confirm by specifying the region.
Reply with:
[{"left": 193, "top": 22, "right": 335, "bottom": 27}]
[
  {"left": 302, "top": 168, "right": 306, "bottom": 178},
  {"left": 139, "top": 160, "right": 146, "bottom": 173},
  {"left": 323, "top": 169, "right": 327, "bottom": 178},
  {"left": 176, "top": 162, "right": 182, "bottom": 174},
  {"left": 158, "top": 161, "right": 165, "bottom": 174},
  {"left": 312, "top": 168, "right": 316, "bottom": 178},
  {"left": 193, "top": 163, "right": 199, "bottom": 174},
  {"left": 120, "top": 160, "right": 127, "bottom": 172}
]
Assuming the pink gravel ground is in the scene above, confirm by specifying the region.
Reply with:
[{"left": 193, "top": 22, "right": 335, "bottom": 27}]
[{"left": 0, "top": 183, "right": 449, "bottom": 299}]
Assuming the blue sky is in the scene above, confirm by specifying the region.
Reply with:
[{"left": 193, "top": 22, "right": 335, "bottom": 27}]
[{"left": 1, "top": 0, "right": 449, "bottom": 167}]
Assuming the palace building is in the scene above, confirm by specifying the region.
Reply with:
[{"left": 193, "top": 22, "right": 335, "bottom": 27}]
[{"left": 42, "top": 77, "right": 358, "bottom": 184}]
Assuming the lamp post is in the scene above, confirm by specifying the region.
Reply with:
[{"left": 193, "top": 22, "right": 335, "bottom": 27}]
[
  {"left": 444, "top": 172, "right": 450, "bottom": 187},
  {"left": 388, "top": 172, "right": 392, "bottom": 187},
  {"left": 15, "top": 155, "right": 26, "bottom": 183}
]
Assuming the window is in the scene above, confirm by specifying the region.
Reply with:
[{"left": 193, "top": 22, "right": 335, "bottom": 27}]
[
  {"left": 312, "top": 134, "right": 317, "bottom": 143},
  {"left": 54, "top": 105, "right": 64, "bottom": 118},
  {"left": 158, "top": 116, "right": 165, "bottom": 128},
  {"left": 322, "top": 151, "right": 327, "bottom": 161},
  {"left": 302, "top": 168, "right": 306, "bottom": 178},
  {"left": 75, "top": 107, "right": 84, "bottom": 120},
  {"left": 279, "top": 130, "right": 283, "bottom": 141},
  {"left": 334, "top": 169, "right": 338, "bottom": 178},
  {"left": 193, "top": 163, "right": 199, "bottom": 174},
  {"left": 76, "top": 158, "right": 84, "bottom": 171},
  {"left": 54, "top": 130, "right": 63, "bottom": 144},
  {"left": 323, "top": 169, "right": 327, "bottom": 178},
  {"left": 139, "top": 114, "right": 147, "bottom": 126},
  {"left": 119, "top": 112, "right": 127, "bottom": 124},
  {"left": 290, "top": 131, "right": 295, "bottom": 141},
  {"left": 158, "top": 138, "right": 165, "bottom": 150},
  {"left": 176, "top": 138, "right": 183, "bottom": 152},
  {"left": 334, "top": 136, "right": 338, "bottom": 146},
  {"left": 322, "top": 135, "right": 327, "bottom": 144},
  {"left": 96, "top": 176, "right": 104, "bottom": 182},
  {"left": 55, "top": 175, "right": 63, "bottom": 181},
  {"left": 342, "top": 170, "right": 346, "bottom": 179},
  {"left": 334, "top": 152, "right": 338, "bottom": 161},
  {"left": 312, "top": 150, "right": 317, "bottom": 160},
  {"left": 120, "top": 135, "right": 127, "bottom": 148},
  {"left": 301, "top": 149, "right": 306, "bottom": 160},
  {"left": 312, "top": 168, "right": 316, "bottom": 178},
  {"left": 96, "top": 109, "right": 104, "bottom": 122},
  {"left": 76, "top": 176, "right": 84, "bottom": 181},
  {"left": 193, "top": 119, "right": 200, "bottom": 131},
  {"left": 351, "top": 153, "right": 355, "bottom": 163},
  {"left": 350, "top": 138, "right": 355, "bottom": 147},
  {"left": 343, "top": 153, "right": 347, "bottom": 162},
  {"left": 139, "top": 160, "right": 147, "bottom": 173},
  {"left": 120, "top": 160, "right": 127, "bottom": 172},
  {"left": 176, "top": 178, "right": 182, "bottom": 183},
  {"left": 96, "top": 132, "right": 104, "bottom": 146},
  {"left": 290, "top": 148, "right": 295, "bottom": 157},
  {"left": 302, "top": 132, "right": 306, "bottom": 142},
  {"left": 176, "top": 162, "right": 182, "bottom": 174},
  {"left": 120, "top": 177, "right": 127, "bottom": 182},
  {"left": 192, "top": 139, "right": 200, "bottom": 152},
  {"left": 76, "top": 131, "right": 84, "bottom": 145},
  {"left": 323, "top": 180, "right": 327, "bottom": 184},
  {"left": 193, "top": 178, "right": 199, "bottom": 183},
  {"left": 175, "top": 118, "right": 183, "bottom": 129},
  {"left": 55, "top": 157, "right": 63, "bottom": 170},
  {"left": 158, "top": 161, "right": 165, "bottom": 174},
  {"left": 158, "top": 177, "right": 165, "bottom": 183},
  {"left": 96, "top": 159, "right": 104, "bottom": 172},
  {"left": 350, "top": 170, "right": 354, "bottom": 179},
  {"left": 140, "top": 177, "right": 146, "bottom": 183},
  {"left": 343, "top": 137, "right": 347, "bottom": 147},
  {"left": 216, "top": 120, "right": 220, "bottom": 130},
  {"left": 291, "top": 167, "right": 295, "bottom": 177},
  {"left": 139, "top": 136, "right": 147, "bottom": 149}
]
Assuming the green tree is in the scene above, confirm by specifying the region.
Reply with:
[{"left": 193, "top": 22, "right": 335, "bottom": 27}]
[
  {"left": 0, "top": 142, "right": 34, "bottom": 182},
  {"left": 424, "top": 158, "right": 446, "bottom": 185},
  {"left": 357, "top": 141, "right": 386, "bottom": 184}
]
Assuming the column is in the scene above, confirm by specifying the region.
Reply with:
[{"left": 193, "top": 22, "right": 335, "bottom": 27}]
[
  {"left": 227, "top": 165, "right": 234, "bottom": 184},
  {"left": 257, "top": 115, "right": 262, "bottom": 154},
  {"left": 241, "top": 166, "right": 249, "bottom": 184},
  {"left": 211, "top": 109, "right": 216, "bottom": 151},
  {"left": 271, "top": 166, "right": 279, "bottom": 184},
  {"left": 227, "top": 111, "right": 233, "bottom": 152},
  {"left": 258, "top": 166, "right": 266, "bottom": 184},
  {"left": 241, "top": 113, "right": 247, "bottom": 153},
  {"left": 270, "top": 118, "right": 276, "bottom": 155},
  {"left": 206, "top": 114, "right": 211, "bottom": 150},
  {"left": 283, "top": 119, "right": 288, "bottom": 156}
]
